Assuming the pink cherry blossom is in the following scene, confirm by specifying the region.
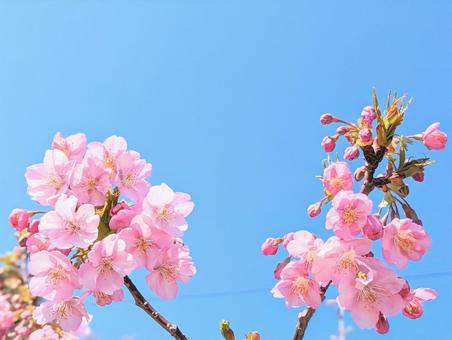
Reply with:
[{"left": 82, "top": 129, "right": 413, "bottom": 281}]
[
  {"left": 39, "top": 194, "right": 99, "bottom": 249},
  {"left": 311, "top": 236, "right": 372, "bottom": 285},
  {"left": 52, "top": 132, "right": 87, "bottom": 161},
  {"left": 29, "top": 250, "right": 80, "bottom": 301},
  {"left": 28, "top": 219, "right": 40, "bottom": 233},
  {"left": 359, "top": 128, "right": 372, "bottom": 143},
  {"left": 322, "top": 162, "right": 353, "bottom": 196},
  {"left": 9, "top": 208, "right": 31, "bottom": 231},
  {"left": 71, "top": 156, "right": 110, "bottom": 205},
  {"left": 271, "top": 260, "right": 321, "bottom": 308},
  {"left": 261, "top": 238, "right": 281, "bottom": 256},
  {"left": 93, "top": 289, "right": 124, "bottom": 306},
  {"left": 115, "top": 151, "right": 152, "bottom": 200},
  {"left": 118, "top": 214, "right": 172, "bottom": 268},
  {"left": 142, "top": 183, "right": 194, "bottom": 237},
  {"left": 382, "top": 218, "right": 431, "bottom": 269},
  {"left": 0, "top": 295, "right": 13, "bottom": 330},
  {"left": 286, "top": 231, "right": 323, "bottom": 271},
  {"left": 25, "top": 149, "right": 73, "bottom": 206},
  {"left": 80, "top": 234, "right": 134, "bottom": 295},
  {"left": 33, "top": 298, "right": 89, "bottom": 332},
  {"left": 109, "top": 201, "right": 141, "bottom": 232},
  {"left": 326, "top": 190, "right": 372, "bottom": 240},
  {"left": 282, "top": 232, "right": 295, "bottom": 248},
  {"left": 86, "top": 135, "right": 128, "bottom": 177},
  {"left": 337, "top": 257, "right": 405, "bottom": 329},
  {"left": 403, "top": 288, "right": 437, "bottom": 319},
  {"left": 146, "top": 245, "right": 196, "bottom": 300},
  {"left": 422, "top": 122, "right": 447, "bottom": 150}
]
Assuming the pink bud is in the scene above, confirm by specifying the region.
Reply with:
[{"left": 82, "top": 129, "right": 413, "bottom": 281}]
[
  {"left": 343, "top": 145, "right": 359, "bottom": 160},
  {"left": 246, "top": 331, "right": 261, "bottom": 340},
  {"left": 362, "top": 215, "right": 383, "bottom": 240},
  {"left": 307, "top": 201, "right": 322, "bottom": 218},
  {"left": 361, "top": 106, "right": 376, "bottom": 125},
  {"left": 336, "top": 126, "right": 350, "bottom": 135},
  {"left": 261, "top": 238, "right": 281, "bottom": 256},
  {"left": 320, "top": 113, "right": 335, "bottom": 125},
  {"left": 413, "top": 171, "right": 424, "bottom": 182},
  {"left": 403, "top": 299, "right": 423, "bottom": 319},
  {"left": 422, "top": 122, "right": 447, "bottom": 150},
  {"left": 321, "top": 136, "right": 336, "bottom": 152},
  {"left": 9, "top": 209, "right": 31, "bottom": 231},
  {"left": 376, "top": 314, "right": 389, "bottom": 334},
  {"left": 359, "top": 128, "right": 372, "bottom": 143},
  {"left": 28, "top": 219, "right": 40, "bottom": 234},
  {"left": 110, "top": 201, "right": 129, "bottom": 216}
]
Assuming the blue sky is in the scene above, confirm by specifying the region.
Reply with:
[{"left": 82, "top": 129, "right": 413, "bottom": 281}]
[{"left": 0, "top": 1, "right": 451, "bottom": 339}]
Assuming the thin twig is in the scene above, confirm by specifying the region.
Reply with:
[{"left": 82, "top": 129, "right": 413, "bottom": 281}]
[{"left": 123, "top": 276, "right": 188, "bottom": 340}]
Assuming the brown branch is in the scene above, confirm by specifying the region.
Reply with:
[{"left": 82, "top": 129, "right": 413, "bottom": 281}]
[
  {"left": 292, "top": 144, "right": 388, "bottom": 340},
  {"left": 123, "top": 276, "right": 188, "bottom": 340}
]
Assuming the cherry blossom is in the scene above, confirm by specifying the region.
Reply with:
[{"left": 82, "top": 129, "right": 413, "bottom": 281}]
[
  {"left": 422, "top": 122, "right": 447, "bottom": 150},
  {"left": 52, "top": 132, "right": 87, "bottom": 162},
  {"left": 322, "top": 162, "right": 353, "bottom": 196}
]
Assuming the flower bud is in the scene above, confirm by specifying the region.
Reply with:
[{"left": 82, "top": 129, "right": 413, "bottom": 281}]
[
  {"left": 9, "top": 209, "right": 31, "bottom": 231},
  {"left": 361, "top": 106, "right": 376, "bottom": 125},
  {"left": 336, "top": 125, "right": 350, "bottom": 135},
  {"left": 354, "top": 166, "right": 366, "bottom": 181},
  {"left": 307, "top": 201, "right": 322, "bottom": 217},
  {"left": 320, "top": 113, "right": 335, "bottom": 125},
  {"left": 343, "top": 145, "right": 359, "bottom": 161},
  {"left": 359, "top": 128, "right": 372, "bottom": 143},
  {"left": 376, "top": 314, "right": 389, "bottom": 334},
  {"left": 413, "top": 171, "right": 424, "bottom": 182},
  {"left": 422, "top": 122, "right": 447, "bottom": 150},
  {"left": 261, "top": 237, "right": 281, "bottom": 256},
  {"left": 246, "top": 332, "right": 260, "bottom": 340},
  {"left": 363, "top": 214, "right": 383, "bottom": 240},
  {"left": 321, "top": 136, "right": 337, "bottom": 152}
]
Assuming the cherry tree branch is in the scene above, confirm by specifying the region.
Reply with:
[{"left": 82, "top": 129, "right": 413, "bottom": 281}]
[
  {"left": 123, "top": 276, "right": 188, "bottom": 340},
  {"left": 292, "top": 144, "right": 387, "bottom": 340}
]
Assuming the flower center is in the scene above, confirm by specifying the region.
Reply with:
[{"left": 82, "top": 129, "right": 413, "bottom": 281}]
[
  {"left": 155, "top": 264, "right": 177, "bottom": 281},
  {"left": 48, "top": 175, "right": 64, "bottom": 190},
  {"left": 292, "top": 277, "right": 310, "bottom": 295},
  {"left": 358, "top": 286, "right": 377, "bottom": 305},
  {"left": 330, "top": 177, "right": 344, "bottom": 189},
  {"left": 104, "top": 153, "right": 115, "bottom": 170},
  {"left": 157, "top": 207, "right": 173, "bottom": 222},
  {"left": 338, "top": 251, "right": 358, "bottom": 272},
  {"left": 55, "top": 302, "right": 72, "bottom": 319},
  {"left": 136, "top": 237, "right": 154, "bottom": 252},
  {"left": 47, "top": 266, "right": 67, "bottom": 284},
  {"left": 85, "top": 177, "right": 98, "bottom": 190},
  {"left": 342, "top": 207, "right": 358, "bottom": 224},
  {"left": 123, "top": 173, "right": 137, "bottom": 188},
  {"left": 65, "top": 221, "right": 80, "bottom": 234},
  {"left": 98, "top": 257, "right": 113, "bottom": 273},
  {"left": 394, "top": 231, "right": 415, "bottom": 252}
]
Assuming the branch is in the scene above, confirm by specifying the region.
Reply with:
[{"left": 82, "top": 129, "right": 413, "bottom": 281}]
[
  {"left": 292, "top": 144, "right": 388, "bottom": 340},
  {"left": 123, "top": 276, "right": 188, "bottom": 340}
]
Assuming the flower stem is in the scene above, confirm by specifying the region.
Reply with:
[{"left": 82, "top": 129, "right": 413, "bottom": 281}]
[{"left": 123, "top": 276, "right": 188, "bottom": 340}]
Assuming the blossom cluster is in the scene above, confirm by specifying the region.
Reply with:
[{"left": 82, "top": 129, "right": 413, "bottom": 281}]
[
  {"left": 8, "top": 133, "right": 196, "bottom": 333},
  {"left": 263, "top": 93, "right": 446, "bottom": 334},
  {"left": 0, "top": 248, "right": 91, "bottom": 339}
]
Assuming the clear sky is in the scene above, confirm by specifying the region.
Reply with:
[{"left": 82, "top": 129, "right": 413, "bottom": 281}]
[{"left": 0, "top": 1, "right": 451, "bottom": 339}]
